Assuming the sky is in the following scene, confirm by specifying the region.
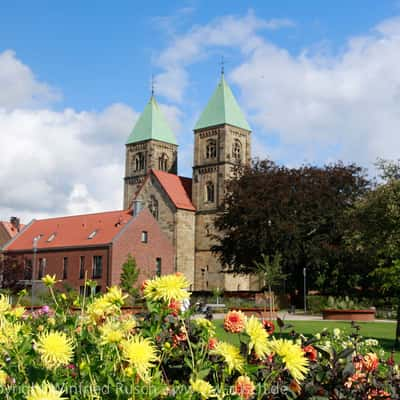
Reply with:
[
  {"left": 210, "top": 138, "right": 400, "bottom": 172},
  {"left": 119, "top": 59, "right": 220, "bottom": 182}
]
[{"left": 1, "top": 0, "right": 400, "bottom": 222}]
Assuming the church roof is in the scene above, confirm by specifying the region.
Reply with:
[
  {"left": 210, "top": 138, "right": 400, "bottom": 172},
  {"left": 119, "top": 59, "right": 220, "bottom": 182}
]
[
  {"left": 126, "top": 96, "right": 177, "bottom": 145},
  {"left": 151, "top": 170, "right": 195, "bottom": 211},
  {"left": 4, "top": 210, "right": 133, "bottom": 251},
  {"left": 194, "top": 75, "right": 251, "bottom": 131}
]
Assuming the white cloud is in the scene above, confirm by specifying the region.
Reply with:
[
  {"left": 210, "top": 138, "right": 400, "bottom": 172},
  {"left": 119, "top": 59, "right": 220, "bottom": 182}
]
[
  {"left": 0, "top": 50, "right": 61, "bottom": 110},
  {"left": 230, "top": 17, "right": 400, "bottom": 166},
  {"left": 155, "top": 12, "right": 400, "bottom": 170},
  {"left": 0, "top": 50, "right": 138, "bottom": 222},
  {"left": 155, "top": 11, "right": 294, "bottom": 102}
]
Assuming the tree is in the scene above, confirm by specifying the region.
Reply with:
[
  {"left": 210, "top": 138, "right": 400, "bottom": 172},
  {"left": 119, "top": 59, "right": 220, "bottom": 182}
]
[
  {"left": 254, "top": 253, "right": 285, "bottom": 320},
  {"left": 348, "top": 168, "right": 400, "bottom": 347},
  {"left": 371, "top": 260, "right": 400, "bottom": 348},
  {"left": 212, "top": 159, "right": 370, "bottom": 297},
  {"left": 0, "top": 255, "right": 28, "bottom": 292},
  {"left": 120, "top": 254, "right": 139, "bottom": 303}
]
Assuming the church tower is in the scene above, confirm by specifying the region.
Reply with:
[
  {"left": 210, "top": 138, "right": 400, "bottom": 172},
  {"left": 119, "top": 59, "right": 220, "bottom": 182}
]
[
  {"left": 192, "top": 74, "right": 251, "bottom": 290},
  {"left": 123, "top": 95, "right": 178, "bottom": 209}
]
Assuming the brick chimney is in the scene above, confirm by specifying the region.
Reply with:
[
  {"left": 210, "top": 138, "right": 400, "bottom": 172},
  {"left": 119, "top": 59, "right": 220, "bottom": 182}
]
[{"left": 10, "top": 216, "right": 20, "bottom": 232}]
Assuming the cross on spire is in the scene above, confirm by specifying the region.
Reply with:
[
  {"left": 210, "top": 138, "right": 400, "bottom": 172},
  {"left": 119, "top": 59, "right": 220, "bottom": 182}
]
[
  {"left": 151, "top": 74, "right": 155, "bottom": 97},
  {"left": 220, "top": 56, "right": 225, "bottom": 76}
]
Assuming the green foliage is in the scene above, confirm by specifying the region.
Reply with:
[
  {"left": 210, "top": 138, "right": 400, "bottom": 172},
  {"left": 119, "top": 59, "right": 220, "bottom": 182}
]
[
  {"left": 120, "top": 254, "right": 139, "bottom": 303},
  {"left": 212, "top": 159, "right": 370, "bottom": 295},
  {"left": 307, "top": 295, "right": 329, "bottom": 314},
  {"left": 325, "top": 295, "right": 371, "bottom": 310}
]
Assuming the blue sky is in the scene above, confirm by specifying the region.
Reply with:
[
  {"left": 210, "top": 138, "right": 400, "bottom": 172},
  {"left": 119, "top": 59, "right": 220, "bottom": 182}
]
[{"left": 1, "top": 1, "right": 400, "bottom": 219}]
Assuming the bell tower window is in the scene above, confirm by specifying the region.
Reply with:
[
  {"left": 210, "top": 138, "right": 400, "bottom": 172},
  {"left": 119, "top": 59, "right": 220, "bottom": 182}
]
[
  {"left": 232, "top": 139, "right": 242, "bottom": 162},
  {"left": 134, "top": 152, "right": 145, "bottom": 171},
  {"left": 148, "top": 195, "right": 159, "bottom": 220},
  {"left": 206, "top": 181, "right": 215, "bottom": 203},
  {"left": 158, "top": 153, "right": 169, "bottom": 171},
  {"left": 206, "top": 139, "right": 217, "bottom": 159}
]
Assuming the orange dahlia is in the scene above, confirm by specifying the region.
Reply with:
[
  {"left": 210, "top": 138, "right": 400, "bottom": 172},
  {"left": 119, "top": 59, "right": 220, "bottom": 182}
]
[
  {"left": 303, "top": 345, "right": 318, "bottom": 362},
  {"left": 224, "top": 310, "right": 246, "bottom": 333},
  {"left": 363, "top": 353, "right": 379, "bottom": 372},
  {"left": 234, "top": 376, "right": 255, "bottom": 400}
]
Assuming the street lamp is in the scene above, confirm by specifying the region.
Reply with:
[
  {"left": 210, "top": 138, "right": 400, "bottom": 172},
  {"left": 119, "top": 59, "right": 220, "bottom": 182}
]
[{"left": 31, "top": 236, "right": 40, "bottom": 311}]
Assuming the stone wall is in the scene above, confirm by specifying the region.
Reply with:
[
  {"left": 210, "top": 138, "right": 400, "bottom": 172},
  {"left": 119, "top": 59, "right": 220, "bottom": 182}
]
[{"left": 175, "top": 209, "right": 195, "bottom": 288}]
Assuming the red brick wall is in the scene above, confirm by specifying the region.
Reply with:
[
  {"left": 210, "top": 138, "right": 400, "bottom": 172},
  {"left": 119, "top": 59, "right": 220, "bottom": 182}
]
[
  {"left": 5, "top": 247, "right": 110, "bottom": 292},
  {"left": 3, "top": 209, "right": 174, "bottom": 293},
  {"left": 111, "top": 208, "right": 174, "bottom": 286}
]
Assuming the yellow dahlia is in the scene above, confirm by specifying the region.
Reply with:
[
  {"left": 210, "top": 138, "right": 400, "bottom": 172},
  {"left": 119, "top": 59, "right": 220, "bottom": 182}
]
[
  {"left": 36, "top": 331, "right": 74, "bottom": 369},
  {"left": 143, "top": 273, "right": 190, "bottom": 303},
  {"left": 190, "top": 378, "right": 217, "bottom": 399},
  {"left": 211, "top": 341, "right": 244, "bottom": 374},
  {"left": 245, "top": 316, "right": 270, "bottom": 359},
  {"left": 0, "top": 370, "right": 7, "bottom": 385},
  {"left": 270, "top": 339, "right": 309, "bottom": 382},
  {"left": 104, "top": 286, "right": 128, "bottom": 307},
  {"left": 0, "top": 318, "right": 23, "bottom": 347},
  {"left": 121, "top": 335, "right": 158, "bottom": 381},
  {"left": 234, "top": 376, "right": 256, "bottom": 400},
  {"left": 86, "top": 296, "right": 120, "bottom": 324},
  {"left": 0, "top": 294, "right": 11, "bottom": 313},
  {"left": 10, "top": 305, "right": 25, "bottom": 318},
  {"left": 27, "top": 381, "right": 65, "bottom": 400},
  {"left": 99, "top": 321, "right": 124, "bottom": 345},
  {"left": 224, "top": 310, "right": 246, "bottom": 333},
  {"left": 42, "top": 274, "right": 58, "bottom": 287}
]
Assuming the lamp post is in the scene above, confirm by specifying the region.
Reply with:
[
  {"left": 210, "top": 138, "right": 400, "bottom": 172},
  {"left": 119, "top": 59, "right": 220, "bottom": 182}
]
[
  {"left": 31, "top": 236, "right": 39, "bottom": 312},
  {"left": 303, "top": 267, "right": 307, "bottom": 314}
]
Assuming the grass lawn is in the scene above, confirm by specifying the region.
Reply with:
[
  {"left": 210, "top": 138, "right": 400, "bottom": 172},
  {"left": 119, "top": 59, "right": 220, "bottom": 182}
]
[{"left": 214, "top": 319, "right": 400, "bottom": 362}]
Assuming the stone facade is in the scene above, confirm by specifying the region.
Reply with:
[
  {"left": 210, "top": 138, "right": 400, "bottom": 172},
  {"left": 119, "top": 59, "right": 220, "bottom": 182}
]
[
  {"left": 134, "top": 173, "right": 196, "bottom": 288},
  {"left": 124, "top": 140, "right": 178, "bottom": 209},
  {"left": 192, "top": 124, "right": 251, "bottom": 290}
]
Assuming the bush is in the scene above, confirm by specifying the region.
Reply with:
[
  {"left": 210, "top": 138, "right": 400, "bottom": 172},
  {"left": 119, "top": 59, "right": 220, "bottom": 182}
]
[{"left": 307, "top": 295, "right": 329, "bottom": 314}]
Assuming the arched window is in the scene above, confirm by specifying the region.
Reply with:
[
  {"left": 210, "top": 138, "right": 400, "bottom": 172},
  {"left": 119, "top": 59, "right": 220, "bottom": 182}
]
[
  {"left": 135, "top": 152, "right": 145, "bottom": 171},
  {"left": 148, "top": 195, "right": 159, "bottom": 220},
  {"left": 206, "top": 139, "right": 217, "bottom": 159},
  {"left": 206, "top": 181, "right": 215, "bottom": 203},
  {"left": 232, "top": 139, "right": 242, "bottom": 162},
  {"left": 158, "top": 153, "right": 169, "bottom": 171}
]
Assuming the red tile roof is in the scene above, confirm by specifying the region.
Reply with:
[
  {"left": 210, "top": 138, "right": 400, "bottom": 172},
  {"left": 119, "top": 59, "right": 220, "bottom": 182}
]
[
  {"left": 1, "top": 222, "right": 24, "bottom": 238},
  {"left": 151, "top": 170, "right": 195, "bottom": 211},
  {"left": 4, "top": 210, "right": 133, "bottom": 251}
]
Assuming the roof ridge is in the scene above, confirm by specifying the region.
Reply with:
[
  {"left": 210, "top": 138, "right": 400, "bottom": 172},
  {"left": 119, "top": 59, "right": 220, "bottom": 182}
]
[{"left": 33, "top": 209, "right": 128, "bottom": 222}]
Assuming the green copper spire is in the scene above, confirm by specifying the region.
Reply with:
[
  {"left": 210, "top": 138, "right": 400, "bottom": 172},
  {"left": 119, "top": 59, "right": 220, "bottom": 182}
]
[
  {"left": 194, "top": 75, "right": 251, "bottom": 131},
  {"left": 126, "top": 96, "right": 177, "bottom": 145}
]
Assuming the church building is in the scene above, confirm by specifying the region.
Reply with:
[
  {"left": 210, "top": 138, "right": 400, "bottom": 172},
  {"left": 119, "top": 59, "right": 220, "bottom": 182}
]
[{"left": 123, "top": 74, "right": 259, "bottom": 291}]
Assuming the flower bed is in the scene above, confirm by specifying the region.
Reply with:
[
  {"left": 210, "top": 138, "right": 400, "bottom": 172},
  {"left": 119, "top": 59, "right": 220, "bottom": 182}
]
[
  {"left": 323, "top": 308, "right": 376, "bottom": 321},
  {"left": 0, "top": 273, "right": 398, "bottom": 399}
]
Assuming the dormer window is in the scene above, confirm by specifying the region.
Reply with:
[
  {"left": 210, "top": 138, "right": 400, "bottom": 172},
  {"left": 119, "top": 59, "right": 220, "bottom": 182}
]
[
  {"left": 47, "top": 232, "right": 56, "bottom": 242},
  {"left": 88, "top": 230, "right": 98, "bottom": 239},
  {"left": 206, "top": 139, "right": 217, "bottom": 159}
]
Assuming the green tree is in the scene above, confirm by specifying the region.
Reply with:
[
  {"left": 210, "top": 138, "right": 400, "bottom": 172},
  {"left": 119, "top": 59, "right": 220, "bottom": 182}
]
[
  {"left": 211, "top": 159, "right": 370, "bottom": 297},
  {"left": 120, "top": 254, "right": 139, "bottom": 303},
  {"left": 371, "top": 260, "right": 400, "bottom": 348}
]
